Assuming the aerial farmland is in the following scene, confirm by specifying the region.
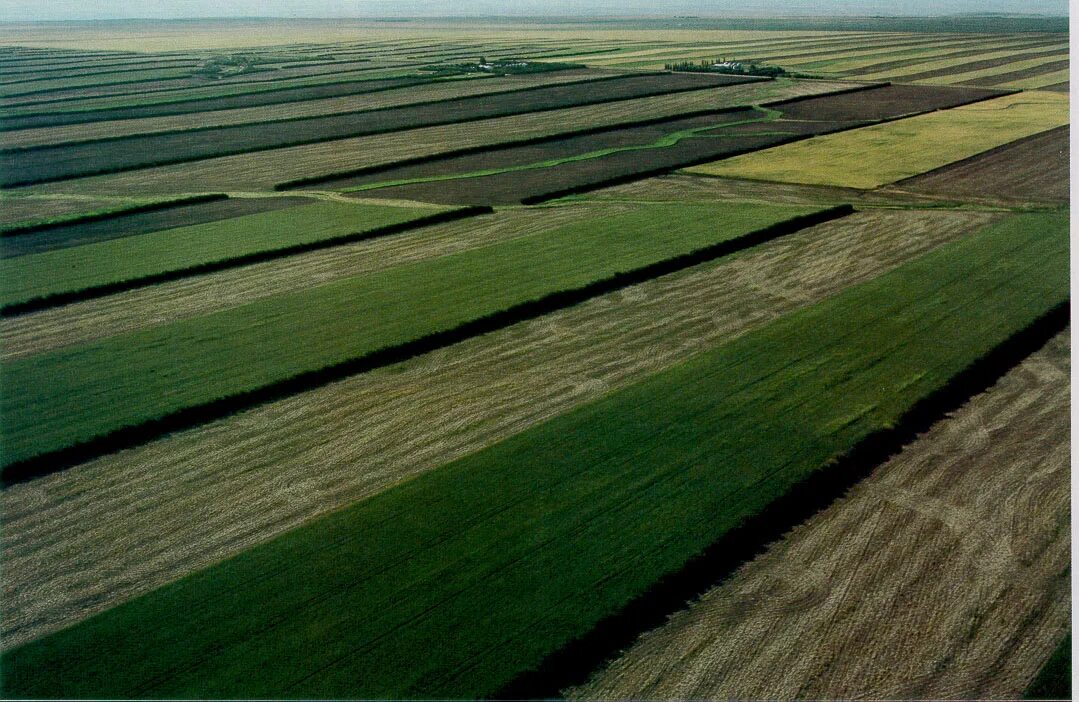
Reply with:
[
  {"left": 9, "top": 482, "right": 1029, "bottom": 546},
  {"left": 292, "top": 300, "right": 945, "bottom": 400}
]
[{"left": 0, "top": 9, "right": 1070, "bottom": 700}]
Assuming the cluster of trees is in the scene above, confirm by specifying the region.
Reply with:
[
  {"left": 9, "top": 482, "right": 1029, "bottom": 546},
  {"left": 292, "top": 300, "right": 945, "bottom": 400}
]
[{"left": 664, "top": 59, "right": 788, "bottom": 77}]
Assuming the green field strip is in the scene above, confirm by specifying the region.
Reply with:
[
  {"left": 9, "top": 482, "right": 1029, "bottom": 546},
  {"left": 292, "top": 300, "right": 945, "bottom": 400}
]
[
  {"left": 916, "top": 52, "right": 1070, "bottom": 85},
  {"left": 0, "top": 202, "right": 828, "bottom": 475},
  {"left": 1024, "top": 632, "right": 1071, "bottom": 700},
  {"left": 0, "top": 200, "right": 462, "bottom": 312},
  {"left": 791, "top": 37, "right": 1061, "bottom": 73},
  {"left": 996, "top": 69, "right": 1071, "bottom": 90},
  {"left": 686, "top": 91, "right": 1068, "bottom": 189},
  {"left": 0, "top": 210, "right": 1066, "bottom": 699},
  {"left": 856, "top": 43, "right": 1068, "bottom": 81},
  {"left": 0, "top": 193, "right": 226, "bottom": 235},
  {"left": 340, "top": 107, "right": 785, "bottom": 193}
]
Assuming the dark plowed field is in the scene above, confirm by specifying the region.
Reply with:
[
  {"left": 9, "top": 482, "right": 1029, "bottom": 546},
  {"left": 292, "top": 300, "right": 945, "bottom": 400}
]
[
  {"left": 895, "top": 125, "right": 1069, "bottom": 203},
  {"left": 773, "top": 83, "right": 1003, "bottom": 121},
  {"left": 343, "top": 83, "right": 1007, "bottom": 205},
  {"left": 1, "top": 196, "right": 309, "bottom": 257},
  {"left": 976, "top": 60, "right": 1070, "bottom": 86},
  {"left": 1042, "top": 81, "right": 1069, "bottom": 92},
  {"left": 3, "top": 73, "right": 756, "bottom": 187}
]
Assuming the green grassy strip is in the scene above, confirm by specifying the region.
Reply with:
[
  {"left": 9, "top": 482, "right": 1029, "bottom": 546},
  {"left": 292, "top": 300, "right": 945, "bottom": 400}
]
[
  {"left": 342, "top": 106, "right": 784, "bottom": 193},
  {"left": 1, "top": 210, "right": 1066, "bottom": 699},
  {"left": 0, "top": 200, "right": 443, "bottom": 309},
  {"left": 0, "top": 193, "right": 228, "bottom": 236},
  {"left": 0, "top": 202, "right": 815, "bottom": 470},
  {"left": 1025, "top": 632, "right": 1072, "bottom": 700}
]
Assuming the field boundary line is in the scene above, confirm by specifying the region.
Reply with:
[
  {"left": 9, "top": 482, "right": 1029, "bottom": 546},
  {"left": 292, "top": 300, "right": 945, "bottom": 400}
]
[
  {"left": 0, "top": 206, "right": 852, "bottom": 485},
  {"left": 493, "top": 299, "right": 1071, "bottom": 699}
]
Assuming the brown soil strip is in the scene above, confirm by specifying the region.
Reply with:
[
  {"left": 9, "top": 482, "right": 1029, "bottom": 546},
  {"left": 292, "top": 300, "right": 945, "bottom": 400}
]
[
  {"left": 773, "top": 82, "right": 1003, "bottom": 121},
  {"left": 569, "top": 331, "right": 1070, "bottom": 701},
  {"left": 890, "top": 125, "right": 1069, "bottom": 205},
  {"left": 0, "top": 204, "right": 624, "bottom": 360},
  {"left": 25, "top": 80, "right": 852, "bottom": 194},
  {"left": 0, "top": 208, "right": 998, "bottom": 650},
  {"left": 973, "top": 60, "right": 1070, "bottom": 86}
]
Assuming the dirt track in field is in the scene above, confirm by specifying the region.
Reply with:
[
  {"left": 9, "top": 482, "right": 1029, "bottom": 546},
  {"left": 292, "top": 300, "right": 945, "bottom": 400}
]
[
  {"left": 891, "top": 125, "right": 1069, "bottom": 205},
  {"left": 569, "top": 332, "right": 1070, "bottom": 701},
  {"left": 0, "top": 204, "right": 623, "bottom": 359},
  {"left": 0, "top": 208, "right": 999, "bottom": 650},
  {"left": 19, "top": 79, "right": 854, "bottom": 194}
]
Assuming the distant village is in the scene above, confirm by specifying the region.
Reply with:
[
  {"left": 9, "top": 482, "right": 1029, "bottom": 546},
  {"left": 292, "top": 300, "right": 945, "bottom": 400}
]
[{"left": 665, "top": 59, "right": 788, "bottom": 77}]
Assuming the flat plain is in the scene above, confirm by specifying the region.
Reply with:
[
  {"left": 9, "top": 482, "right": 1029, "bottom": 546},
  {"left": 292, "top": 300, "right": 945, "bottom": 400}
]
[{"left": 0, "top": 16, "right": 1069, "bottom": 701}]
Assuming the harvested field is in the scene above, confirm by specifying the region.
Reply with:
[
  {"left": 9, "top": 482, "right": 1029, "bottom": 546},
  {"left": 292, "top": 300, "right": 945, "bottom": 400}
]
[
  {"left": 570, "top": 331, "right": 1070, "bottom": 701},
  {"left": 0, "top": 62, "right": 417, "bottom": 109},
  {"left": 0, "top": 193, "right": 155, "bottom": 226},
  {"left": 23, "top": 79, "right": 853, "bottom": 194},
  {"left": 1, "top": 202, "right": 821, "bottom": 471},
  {"left": 576, "top": 172, "right": 942, "bottom": 207},
  {"left": 892, "top": 125, "right": 1069, "bottom": 204},
  {"left": 802, "top": 37, "right": 1065, "bottom": 75},
  {"left": 976, "top": 60, "right": 1070, "bottom": 86},
  {"left": 922, "top": 55, "right": 1071, "bottom": 87},
  {"left": 877, "top": 46, "right": 1067, "bottom": 82},
  {"left": 4, "top": 73, "right": 757, "bottom": 186},
  {"left": 0, "top": 76, "right": 460, "bottom": 132},
  {"left": 1, "top": 195, "right": 307, "bottom": 256},
  {"left": 2, "top": 211, "right": 1065, "bottom": 699},
  {"left": 1, "top": 71, "right": 603, "bottom": 149},
  {"left": 688, "top": 91, "right": 1069, "bottom": 189},
  {"left": 0, "top": 200, "right": 447, "bottom": 310},
  {"left": 338, "top": 84, "right": 1004, "bottom": 205},
  {"left": 0, "top": 208, "right": 1000, "bottom": 651},
  {"left": 0, "top": 67, "right": 195, "bottom": 98}
]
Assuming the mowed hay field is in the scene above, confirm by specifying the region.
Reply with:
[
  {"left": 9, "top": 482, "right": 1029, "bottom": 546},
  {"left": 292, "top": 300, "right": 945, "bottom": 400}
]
[
  {"left": 686, "top": 91, "right": 1068, "bottom": 188},
  {"left": 570, "top": 332, "right": 1070, "bottom": 700},
  {"left": 0, "top": 19, "right": 1070, "bottom": 700}
]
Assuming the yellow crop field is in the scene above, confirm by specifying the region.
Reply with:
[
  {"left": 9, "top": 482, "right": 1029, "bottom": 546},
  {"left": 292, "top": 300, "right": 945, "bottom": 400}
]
[{"left": 685, "top": 91, "right": 1069, "bottom": 189}]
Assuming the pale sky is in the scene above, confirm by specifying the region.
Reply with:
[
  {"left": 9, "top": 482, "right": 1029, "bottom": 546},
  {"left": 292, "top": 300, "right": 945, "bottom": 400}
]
[{"left": 0, "top": 0, "right": 1068, "bottom": 22}]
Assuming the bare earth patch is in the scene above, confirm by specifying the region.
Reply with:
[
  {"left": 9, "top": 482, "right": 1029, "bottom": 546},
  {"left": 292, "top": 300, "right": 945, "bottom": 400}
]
[{"left": 569, "top": 332, "right": 1069, "bottom": 701}]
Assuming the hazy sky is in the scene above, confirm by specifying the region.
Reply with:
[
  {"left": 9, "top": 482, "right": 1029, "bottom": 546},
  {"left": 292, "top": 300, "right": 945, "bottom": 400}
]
[{"left": 0, "top": 0, "right": 1068, "bottom": 21}]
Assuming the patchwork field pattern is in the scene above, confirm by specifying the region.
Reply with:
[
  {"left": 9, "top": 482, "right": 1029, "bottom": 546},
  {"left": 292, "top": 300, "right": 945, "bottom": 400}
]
[{"left": 0, "top": 21, "right": 1070, "bottom": 701}]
